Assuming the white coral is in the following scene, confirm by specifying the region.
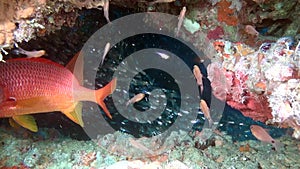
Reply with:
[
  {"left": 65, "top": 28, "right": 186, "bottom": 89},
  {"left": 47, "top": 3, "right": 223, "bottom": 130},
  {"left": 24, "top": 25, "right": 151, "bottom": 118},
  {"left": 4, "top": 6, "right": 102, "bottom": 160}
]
[{"left": 268, "top": 79, "right": 300, "bottom": 123}]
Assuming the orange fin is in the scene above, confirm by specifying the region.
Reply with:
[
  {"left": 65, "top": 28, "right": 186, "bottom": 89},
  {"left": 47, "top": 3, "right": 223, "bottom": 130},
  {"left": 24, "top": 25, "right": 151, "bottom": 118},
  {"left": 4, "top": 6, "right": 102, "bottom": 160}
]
[
  {"left": 96, "top": 78, "right": 117, "bottom": 119},
  {"left": 61, "top": 102, "right": 84, "bottom": 127},
  {"left": 12, "top": 115, "right": 38, "bottom": 132}
]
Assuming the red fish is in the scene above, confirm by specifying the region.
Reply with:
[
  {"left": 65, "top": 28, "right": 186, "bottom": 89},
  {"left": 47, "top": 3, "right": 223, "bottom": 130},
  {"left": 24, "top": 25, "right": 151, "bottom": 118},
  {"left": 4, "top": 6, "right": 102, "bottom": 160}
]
[
  {"left": 0, "top": 58, "right": 117, "bottom": 132},
  {"left": 250, "top": 125, "right": 282, "bottom": 151},
  {"left": 193, "top": 65, "right": 204, "bottom": 93},
  {"left": 126, "top": 93, "right": 145, "bottom": 107},
  {"left": 199, "top": 99, "right": 213, "bottom": 127}
]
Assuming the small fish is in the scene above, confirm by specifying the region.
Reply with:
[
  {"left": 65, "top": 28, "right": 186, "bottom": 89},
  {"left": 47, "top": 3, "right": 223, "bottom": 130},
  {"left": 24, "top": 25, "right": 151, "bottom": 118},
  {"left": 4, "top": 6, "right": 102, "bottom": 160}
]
[
  {"left": 199, "top": 99, "right": 213, "bottom": 127},
  {"left": 176, "top": 6, "right": 186, "bottom": 37},
  {"left": 252, "top": 0, "right": 265, "bottom": 4},
  {"left": 193, "top": 65, "right": 204, "bottom": 93},
  {"left": 149, "top": 0, "right": 175, "bottom": 5},
  {"left": 103, "top": 0, "right": 110, "bottom": 23},
  {"left": 126, "top": 93, "right": 145, "bottom": 106},
  {"left": 0, "top": 58, "right": 117, "bottom": 132},
  {"left": 250, "top": 125, "right": 282, "bottom": 151},
  {"left": 101, "top": 42, "right": 110, "bottom": 66},
  {"left": 129, "top": 138, "right": 155, "bottom": 156},
  {"left": 259, "top": 42, "right": 272, "bottom": 53},
  {"left": 276, "top": 36, "right": 294, "bottom": 50},
  {"left": 156, "top": 52, "right": 170, "bottom": 59},
  {"left": 13, "top": 47, "right": 46, "bottom": 58},
  {"left": 245, "top": 25, "right": 259, "bottom": 37},
  {"left": 254, "top": 81, "right": 266, "bottom": 91}
]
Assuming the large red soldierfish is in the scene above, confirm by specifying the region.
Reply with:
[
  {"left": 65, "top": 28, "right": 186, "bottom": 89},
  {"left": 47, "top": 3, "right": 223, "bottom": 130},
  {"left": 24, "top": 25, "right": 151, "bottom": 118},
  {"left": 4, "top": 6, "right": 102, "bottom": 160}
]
[
  {"left": 250, "top": 125, "right": 282, "bottom": 151},
  {"left": 0, "top": 58, "right": 117, "bottom": 132}
]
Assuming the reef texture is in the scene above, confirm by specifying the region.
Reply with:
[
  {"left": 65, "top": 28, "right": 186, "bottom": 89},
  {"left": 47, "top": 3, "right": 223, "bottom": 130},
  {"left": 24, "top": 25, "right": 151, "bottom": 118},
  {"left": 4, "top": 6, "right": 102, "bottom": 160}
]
[
  {"left": 0, "top": 128, "right": 300, "bottom": 168},
  {"left": 0, "top": 0, "right": 299, "bottom": 46},
  {"left": 207, "top": 38, "right": 300, "bottom": 139},
  {"left": 140, "top": 2, "right": 300, "bottom": 139}
]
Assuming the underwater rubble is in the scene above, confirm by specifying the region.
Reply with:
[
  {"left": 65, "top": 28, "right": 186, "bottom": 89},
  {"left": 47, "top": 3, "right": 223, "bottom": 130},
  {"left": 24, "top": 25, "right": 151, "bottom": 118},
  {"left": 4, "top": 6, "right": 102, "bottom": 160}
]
[{"left": 1, "top": 127, "right": 300, "bottom": 168}]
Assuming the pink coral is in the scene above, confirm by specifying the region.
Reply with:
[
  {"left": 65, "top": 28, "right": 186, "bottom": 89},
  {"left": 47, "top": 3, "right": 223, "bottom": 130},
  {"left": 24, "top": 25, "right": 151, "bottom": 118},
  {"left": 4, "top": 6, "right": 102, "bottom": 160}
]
[
  {"left": 207, "top": 26, "right": 224, "bottom": 40},
  {"left": 208, "top": 63, "right": 272, "bottom": 122},
  {"left": 226, "top": 71, "right": 272, "bottom": 122}
]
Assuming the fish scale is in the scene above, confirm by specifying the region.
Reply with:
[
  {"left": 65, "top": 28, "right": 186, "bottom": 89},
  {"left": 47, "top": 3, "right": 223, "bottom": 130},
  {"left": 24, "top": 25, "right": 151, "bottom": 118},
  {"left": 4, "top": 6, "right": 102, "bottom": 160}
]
[{"left": 0, "top": 59, "right": 73, "bottom": 99}]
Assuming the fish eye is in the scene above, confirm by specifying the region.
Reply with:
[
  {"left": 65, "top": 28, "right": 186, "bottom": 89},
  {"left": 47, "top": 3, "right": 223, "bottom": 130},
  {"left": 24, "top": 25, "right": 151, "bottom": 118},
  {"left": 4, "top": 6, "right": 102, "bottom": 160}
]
[{"left": 271, "top": 140, "right": 275, "bottom": 143}]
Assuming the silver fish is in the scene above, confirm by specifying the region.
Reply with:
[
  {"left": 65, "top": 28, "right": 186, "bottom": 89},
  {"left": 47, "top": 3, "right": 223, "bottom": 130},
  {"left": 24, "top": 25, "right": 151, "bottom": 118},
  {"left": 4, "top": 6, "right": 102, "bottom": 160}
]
[
  {"left": 176, "top": 6, "right": 186, "bottom": 37},
  {"left": 104, "top": 0, "right": 110, "bottom": 23},
  {"left": 13, "top": 47, "right": 45, "bottom": 58},
  {"left": 101, "top": 42, "right": 110, "bottom": 66}
]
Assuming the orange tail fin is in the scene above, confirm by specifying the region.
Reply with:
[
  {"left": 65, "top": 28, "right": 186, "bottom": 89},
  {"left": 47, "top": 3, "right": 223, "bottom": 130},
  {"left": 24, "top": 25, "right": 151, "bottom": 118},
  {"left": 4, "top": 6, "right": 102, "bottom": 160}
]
[{"left": 96, "top": 78, "right": 117, "bottom": 119}]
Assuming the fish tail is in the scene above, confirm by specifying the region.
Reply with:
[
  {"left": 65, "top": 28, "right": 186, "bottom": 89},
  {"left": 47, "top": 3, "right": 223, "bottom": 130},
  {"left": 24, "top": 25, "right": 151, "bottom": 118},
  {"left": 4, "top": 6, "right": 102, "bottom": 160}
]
[
  {"left": 208, "top": 119, "right": 214, "bottom": 128},
  {"left": 273, "top": 140, "right": 284, "bottom": 151},
  {"left": 12, "top": 48, "right": 26, "bottom": 56},
  {"left": 95, "top": 78, "right": 117, "bottom": 119}
]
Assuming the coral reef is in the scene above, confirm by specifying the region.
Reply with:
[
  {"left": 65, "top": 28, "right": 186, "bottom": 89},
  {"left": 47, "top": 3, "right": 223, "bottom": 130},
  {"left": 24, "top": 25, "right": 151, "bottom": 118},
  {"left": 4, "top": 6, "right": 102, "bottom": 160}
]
[
  {"left": 207, "top": 38, "right": 300, "bottom": 138},
  {"left": 216, "top": 0, "right": 238, "bottom": 26},
  {"left": 0, "top": 0, "right": 298, "bottom": 51},
  {"left": 142, "top": 1, "right": 300, "bottom": 138},
  {"left": 0, "top": 127, "right": 299, "bottom": 168},
  {"left": 1, "top": 0, "right": 300, "bottom": 168}
]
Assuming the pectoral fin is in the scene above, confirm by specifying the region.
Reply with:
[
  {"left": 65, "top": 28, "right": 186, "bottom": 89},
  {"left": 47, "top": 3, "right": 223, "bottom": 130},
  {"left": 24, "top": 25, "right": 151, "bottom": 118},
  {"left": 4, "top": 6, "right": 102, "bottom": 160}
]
[
  {"left": 62, "top": 102, "right": 84, "bottom": 127},
  {"left": 0, "top": 87, "right": 17, "bottom": 109},
  {"left": 15, "top": 97, "right": 47, "bottom": 108},
  {"left": 0, "top": 97, "right": 17, "bottom": 109},
  {"left": 12, "top": 115, "right": 38, "bottom": 132}
]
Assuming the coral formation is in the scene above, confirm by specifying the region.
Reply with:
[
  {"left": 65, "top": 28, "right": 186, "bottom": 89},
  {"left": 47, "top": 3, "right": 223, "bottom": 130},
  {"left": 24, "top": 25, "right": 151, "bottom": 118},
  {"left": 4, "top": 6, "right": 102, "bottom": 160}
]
[
  {"left": 1, "top": 0, "right": 300, "bottom": 168},
  {"left": 216, "top": 0, "right": 238, "bottom": 26},
  {"left": 207, "top": 38, "right": 300, "bottom": 138}
]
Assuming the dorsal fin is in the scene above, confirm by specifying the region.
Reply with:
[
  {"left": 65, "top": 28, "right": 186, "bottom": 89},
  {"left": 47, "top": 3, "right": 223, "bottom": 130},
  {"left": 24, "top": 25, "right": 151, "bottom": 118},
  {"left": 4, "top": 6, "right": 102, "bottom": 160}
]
[
  {"left": 66, "top": 52, "right": 80, "bottom": 72},
  {"left": 66, "top": 52, "right": 83, "bottom": 84}
]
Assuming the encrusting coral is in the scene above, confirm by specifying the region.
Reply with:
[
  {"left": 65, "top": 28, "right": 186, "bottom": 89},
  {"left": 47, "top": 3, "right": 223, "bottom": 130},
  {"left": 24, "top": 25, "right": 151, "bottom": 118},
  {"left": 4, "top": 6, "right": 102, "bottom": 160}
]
[{"left": 208, "top": 38, "right": 300, "bottom": 139}]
